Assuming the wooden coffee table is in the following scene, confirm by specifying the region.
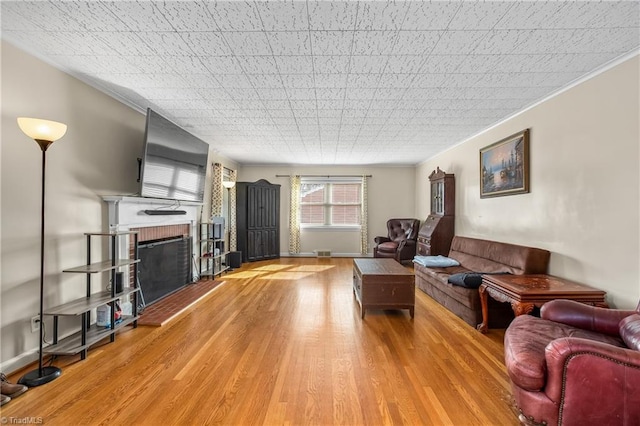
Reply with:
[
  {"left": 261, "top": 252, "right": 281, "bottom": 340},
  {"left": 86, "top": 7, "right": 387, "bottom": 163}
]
[
  {"left": 353, "top": 258, "right": 415, "bottom": 319},
  {"left": 477, "top": 274, "right": 607, "bottom": 333}
]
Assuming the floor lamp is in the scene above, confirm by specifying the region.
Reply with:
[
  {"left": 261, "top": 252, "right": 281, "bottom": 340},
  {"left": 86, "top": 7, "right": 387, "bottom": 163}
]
[
  {"left": 17, "top": 117, "right": 67, "bottom": 387},
  {"left": 222, "top": 180, "right": 235, "bottom": 269}
]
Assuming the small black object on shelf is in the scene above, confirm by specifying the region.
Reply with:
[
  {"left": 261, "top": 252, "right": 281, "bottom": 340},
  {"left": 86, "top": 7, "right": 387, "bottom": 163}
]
[{"left": 143, "top": 209, "right": 187, "bottom": 215}]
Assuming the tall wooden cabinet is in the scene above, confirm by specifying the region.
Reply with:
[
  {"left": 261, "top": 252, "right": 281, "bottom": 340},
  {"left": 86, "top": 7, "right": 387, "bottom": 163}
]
[
  {"left": 417, "top": 168, "right": 455, "bottom": 256},
  {"left": 236, "top": 179, "right": 281, "bottom": 262}
]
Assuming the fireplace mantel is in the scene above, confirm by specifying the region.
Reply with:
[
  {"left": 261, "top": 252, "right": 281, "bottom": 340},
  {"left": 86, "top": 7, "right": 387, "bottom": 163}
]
[{"left": 102, "top": 195, "right": 203, "bottom": 230}]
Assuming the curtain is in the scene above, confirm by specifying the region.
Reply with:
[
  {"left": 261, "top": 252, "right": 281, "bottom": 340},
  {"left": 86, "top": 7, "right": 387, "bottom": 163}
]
[
  {"left": 360, "top": 175, "right": 369, "bottom": 255},
  {"left": 210, "top": 163, "right": 223, "bottom": 220},
  {"left": 289, "top": 175, "right": 301, "bottom": 254},
  {"left": 229, "top": 169, "right": 237, "bottom": 251}
]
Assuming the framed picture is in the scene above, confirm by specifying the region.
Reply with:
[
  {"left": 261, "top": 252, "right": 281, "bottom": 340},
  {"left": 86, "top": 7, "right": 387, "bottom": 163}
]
[{"left": 480, "top": 129, "right": 530, "bottom": 198}]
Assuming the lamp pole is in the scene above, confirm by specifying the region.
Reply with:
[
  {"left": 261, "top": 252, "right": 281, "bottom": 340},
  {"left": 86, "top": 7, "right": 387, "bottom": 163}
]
[
  {"left": 222, "top": 179, "right": 235, "bottom": 269},
  {"left": 37, "top": 142, "right": 48, "bottom": 378},
  {"left": 17, "top": 118, "right": 66, "bottom": 387}
]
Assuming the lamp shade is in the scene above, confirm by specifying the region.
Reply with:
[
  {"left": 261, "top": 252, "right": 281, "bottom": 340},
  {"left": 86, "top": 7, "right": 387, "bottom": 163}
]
[
  {"left": 222, "top": 180, "right": 236, "bottom": 189},
  {"left": 17, "top": 117, "right": 67, "bottom": 142}
]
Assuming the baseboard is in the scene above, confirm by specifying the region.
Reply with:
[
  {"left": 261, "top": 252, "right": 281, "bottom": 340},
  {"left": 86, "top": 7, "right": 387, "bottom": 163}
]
[
  {"left": 280, "top": 252, "right": 373, "bottom": 258},
  {"left": 1, "top": 326, "right": 91, "bottom": 375},
  {"left": 0, "top": 349, "right": 40, "bottom": 376}
]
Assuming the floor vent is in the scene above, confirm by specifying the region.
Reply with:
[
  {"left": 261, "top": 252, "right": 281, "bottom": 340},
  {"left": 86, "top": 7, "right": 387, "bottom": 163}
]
[{"left": 315, "top": 249, "right": 332, "bottom": 258}]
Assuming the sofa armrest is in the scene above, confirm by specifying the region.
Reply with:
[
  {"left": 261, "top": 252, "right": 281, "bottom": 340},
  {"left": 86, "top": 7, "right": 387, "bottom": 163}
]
[
  {"left": 374, "top": 236, "right": 391, "bottom": 244},
  {"left": 541, "top": 299, "right": 636, "bottom": 336},
  {"left": 543, "top": 337, "right": 640, "bottom": 403}
]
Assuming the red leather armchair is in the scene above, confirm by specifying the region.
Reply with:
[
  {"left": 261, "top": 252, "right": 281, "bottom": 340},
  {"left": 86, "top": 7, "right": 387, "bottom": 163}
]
[
  {"left": 373, "top": 218, "right": 420, "bottom": 263},
  {"left": 504, "top": 299, "right": 640, "bottom": 426}
]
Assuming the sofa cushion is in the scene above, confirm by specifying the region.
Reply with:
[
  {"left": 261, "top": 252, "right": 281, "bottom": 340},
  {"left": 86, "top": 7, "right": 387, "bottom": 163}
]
[
  {"left": 448, "top": 236, "right": 550, "bottom": 275},
  {"left": 377, "top": 241, "right": 398, "bottom": 253},
  {"left": 415, "top": 265, "right": 478, "bottom": 310},
  {"left": 414, "top": 264, "right": 515, "bottom": 327},
  {"left": 447, "top": 272, "right": 483, "bottom": 289},
  {"left": 416, "top": 264, "right": 470, "bottom": 284},
  {"left": 504, "top": 315, "right": 626, "bottom": 391},
  {"left": 619, "top": 314, "right": 640, "bottom": 350}
]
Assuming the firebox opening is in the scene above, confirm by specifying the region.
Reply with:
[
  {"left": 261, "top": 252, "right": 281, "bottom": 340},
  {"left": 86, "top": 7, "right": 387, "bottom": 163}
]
[{"left": 138, "top": 236, "right": 193, "bottom": 306}]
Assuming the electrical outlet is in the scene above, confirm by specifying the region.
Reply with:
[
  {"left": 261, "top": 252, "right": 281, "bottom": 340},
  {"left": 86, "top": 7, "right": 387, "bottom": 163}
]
[{"left": 30, "top": 315, "right": 40, "bottom": 333}]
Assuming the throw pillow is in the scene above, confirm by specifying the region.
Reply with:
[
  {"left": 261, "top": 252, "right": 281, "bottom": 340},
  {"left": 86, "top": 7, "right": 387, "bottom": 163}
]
[
  {"left": 413, "top": 255, "right": 460, "bottom": 268},
  {"left": 619, "top": 314, "right": 640, "bottom": 351},
  {"left": 447, "top": 272, "right": 484, "bottom": 289}
]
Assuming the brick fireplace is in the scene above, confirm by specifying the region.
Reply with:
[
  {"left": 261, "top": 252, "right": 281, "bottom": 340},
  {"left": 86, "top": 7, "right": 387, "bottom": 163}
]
[
  {"left": 132, "top": 224, "right": 191, "bottom": 243},
  {"left": 103, "top": 196, "right": 202, "bottom": 306}
]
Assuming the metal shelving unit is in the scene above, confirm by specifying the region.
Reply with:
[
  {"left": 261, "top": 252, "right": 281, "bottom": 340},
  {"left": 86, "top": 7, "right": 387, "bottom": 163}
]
[
  {"left": 199, "top": 222, "right": 229, "bottom": 278},
  {"left": 43, "top": 231, "right": 140, "bottom": 360}
]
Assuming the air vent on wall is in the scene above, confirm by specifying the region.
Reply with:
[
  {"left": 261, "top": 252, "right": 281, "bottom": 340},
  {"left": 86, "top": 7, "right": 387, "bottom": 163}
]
[{"left": 314, "top": 249, "right": 332, "bottom": 258}]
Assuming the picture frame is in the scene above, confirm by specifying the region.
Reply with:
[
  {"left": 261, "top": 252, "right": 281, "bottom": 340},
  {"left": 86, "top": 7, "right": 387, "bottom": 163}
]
[{"left": 480, "top": 129, "right": 530, "bottom": 198}]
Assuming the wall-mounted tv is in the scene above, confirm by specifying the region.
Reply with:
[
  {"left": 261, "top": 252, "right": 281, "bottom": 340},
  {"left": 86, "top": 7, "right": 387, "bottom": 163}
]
[{"left": 139, "top": 108, "right": 209, "bottom": 203}]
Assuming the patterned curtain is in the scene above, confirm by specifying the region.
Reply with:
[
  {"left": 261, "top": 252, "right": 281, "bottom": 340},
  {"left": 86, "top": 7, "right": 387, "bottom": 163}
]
[
  {"left": 229, "top": 169, "right": 237, "bottom": 251},
  {"left": 289, "top": 175, "right": 301, "bottom": 254},
  {"left": 360, "top": 175, "right": 369, "bottom": 255},
  {"left": 210, "top": 163, "right": 223, "bottom": 220}
]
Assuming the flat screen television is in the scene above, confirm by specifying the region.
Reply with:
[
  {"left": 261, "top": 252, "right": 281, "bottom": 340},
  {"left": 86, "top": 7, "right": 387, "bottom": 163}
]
[{"left": 139, "top": 108, "right": 209, "bottom": 203}]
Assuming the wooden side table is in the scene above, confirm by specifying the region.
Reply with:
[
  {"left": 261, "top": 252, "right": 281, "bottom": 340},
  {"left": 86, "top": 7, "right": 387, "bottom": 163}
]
[{"left": 477, "top": 274, "right": 607, "bottom": 333}]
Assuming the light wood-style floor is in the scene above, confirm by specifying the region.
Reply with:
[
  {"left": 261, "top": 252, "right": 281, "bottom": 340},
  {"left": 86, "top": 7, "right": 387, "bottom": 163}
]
[{"left": 3, "top": 258, "right": 518, "bottom": 425}]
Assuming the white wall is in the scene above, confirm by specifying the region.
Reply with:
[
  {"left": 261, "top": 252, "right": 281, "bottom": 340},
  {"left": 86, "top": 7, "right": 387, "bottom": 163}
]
[
  {"left": 1, "top": 41, "right": 144, "bottom": 371},
  {"left": 3, "top": 38, "right": 637, "bottom": 374},
  {"left": 0, "top": 41, "right": 237, "bottom": 371},
  {"left": 417, "top": 55, "right": 640, "bottom": 309},
  {"left": 238, "top": 165, "right": 416, "bottom": 256}
]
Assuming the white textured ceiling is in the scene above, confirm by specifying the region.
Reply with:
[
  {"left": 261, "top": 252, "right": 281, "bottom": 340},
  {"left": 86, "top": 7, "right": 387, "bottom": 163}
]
[{"left": 2, "top": 1, "right": 639, "bottom": 165}]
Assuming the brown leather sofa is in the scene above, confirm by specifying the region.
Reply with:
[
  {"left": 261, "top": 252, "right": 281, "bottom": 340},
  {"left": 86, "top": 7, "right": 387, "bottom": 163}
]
[
  {"left": 373, "top": 218, "right": 420, "bottom": 263},
  {"left": 504, "top": 299, "right": 640, "bottom": 425},
  {"left": 414, "top": 236, "right": 550, "bottom": 327}
]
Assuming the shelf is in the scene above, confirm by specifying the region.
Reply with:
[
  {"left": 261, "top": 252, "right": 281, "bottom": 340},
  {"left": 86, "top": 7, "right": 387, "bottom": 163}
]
[
  {"left": 84, "top": 231, "right": 139, "bottom": 237},
  {"left": 201, "top": 266, "right": 230, "bottom": 276},
  {"left": 48, "top": 230, "right": 140, "bottom": 361},
  {"left": 199, "top": 251, "right": 230, "bottom": 261},
  {"left": 43, "top": 315, "right": 138, "bottom": 356},
  {"left": 200, "top": 221, "right": 228, "bottom": 278},
  {"left": 43, "top": 287, "right": 140, "bottom": 316},
  {"left": 201, "top": 238, "right": 225, "bottom": 243},
  {"left": 63, "top": 259, "right": 140, "bottom": 274}
]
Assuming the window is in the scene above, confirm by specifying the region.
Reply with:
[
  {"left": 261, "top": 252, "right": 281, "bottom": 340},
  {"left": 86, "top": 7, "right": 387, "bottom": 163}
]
[{"left": 300, "top": 179, "right": 362, "bottom": 227}]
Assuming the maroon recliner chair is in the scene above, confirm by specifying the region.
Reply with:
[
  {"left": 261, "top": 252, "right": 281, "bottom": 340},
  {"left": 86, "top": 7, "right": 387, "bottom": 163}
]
[
  {"left": 504, "top": 299, "right": 640, "bottom": 426},
  {"left": 373, "top": 218, "right": 420, "bottom": 263}
]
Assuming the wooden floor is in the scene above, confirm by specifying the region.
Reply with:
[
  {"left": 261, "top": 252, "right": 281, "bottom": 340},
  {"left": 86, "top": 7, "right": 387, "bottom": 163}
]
[{"left": 3, "top": 258, "right": 518, "bottom": 425}]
